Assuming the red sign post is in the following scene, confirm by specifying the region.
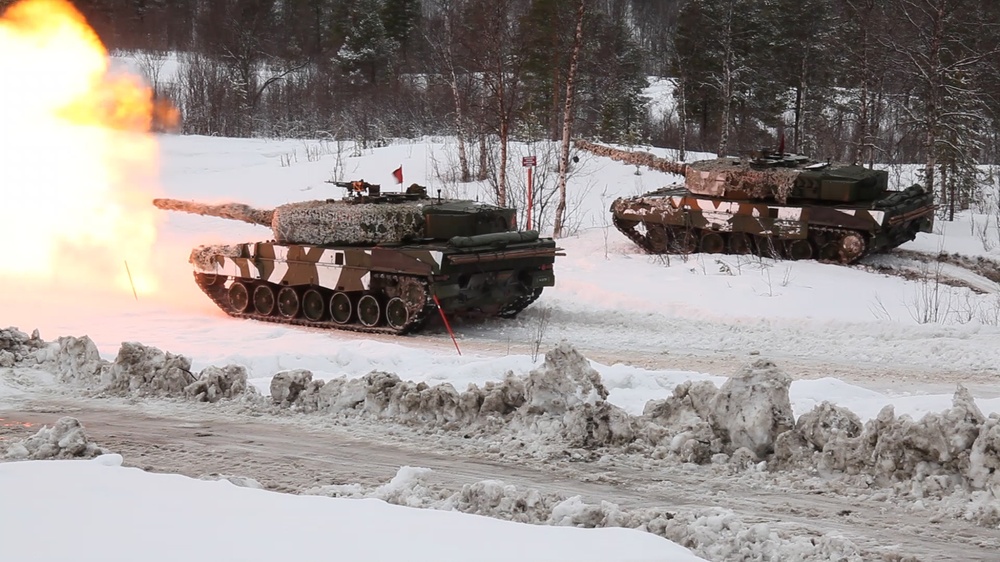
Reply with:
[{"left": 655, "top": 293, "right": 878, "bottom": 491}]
[{"left": 522, "top": 156, "right": 536, "bottom": 230}]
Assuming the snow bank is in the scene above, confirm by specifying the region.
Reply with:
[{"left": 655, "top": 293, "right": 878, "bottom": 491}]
[
  {"left": 268, "top": 366, "right": 526, "bottom": 424},
  {"left": 3, "top": 416, "right": 105, "bottom": 460},
  {"left": 102, "top": 341, "right": 196, "bottom": 395},
  {"left": 773, "top": 386, "right": 1000, "bottom": 526},
  {"left": 12, "top": 328, "right": 1000, "bottom": 533},
  {"left": 269, "top": 342, "right": 635, "bottom": 448},
  {"left": 265, "top": 343, "right": 1000, "bottom": 518},
  {"left": 306, "top": 466, "right": 864, "bottom": 562},
  {"left": 0, "top": 327, "right": 46, "bottom": 364},
  {"left": 641, "top": 360, "right": 795, "bottom": 463},
  {"left": 2, "top": 327, "right": 257, "bottom": 403}
]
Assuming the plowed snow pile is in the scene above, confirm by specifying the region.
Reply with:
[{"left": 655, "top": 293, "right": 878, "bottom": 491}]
[
  {"left": 304, "top": 466, "right": 864, "bottom": 562},
  {"left": 5, "top": 326, "right": 1000, "bottom": 559},
  {"left": 1, "top": 327, "right": 259, "bottom": 403},
  {"left": 3, "top": 416, "right": 105, "bottom": 460}
]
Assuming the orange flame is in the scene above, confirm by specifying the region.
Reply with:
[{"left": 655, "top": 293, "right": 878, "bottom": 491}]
[{"left": 0, "top": 0, "right": 178, "bottom": 296}]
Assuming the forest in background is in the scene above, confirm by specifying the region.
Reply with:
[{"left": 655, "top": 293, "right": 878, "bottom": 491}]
[{"left": 6, "top": 0, "right": 999, "bottom": 218}]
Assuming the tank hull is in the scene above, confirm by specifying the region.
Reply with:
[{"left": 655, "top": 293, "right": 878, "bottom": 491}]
[
  {"left": 610, "top": 185, "right": 934, "bottom": 263},
  {"left": 189, "top": 234, "right": 558, "bottom": 335}
]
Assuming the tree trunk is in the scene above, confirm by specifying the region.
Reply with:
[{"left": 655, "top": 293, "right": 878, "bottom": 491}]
[
  {"left": 550, "top": 33, "right": 561, "bottom": 141},
  {"left": 716, "top": 3, "right": 734, "bottom": 158},
  {"left": 794, "top": 54, "right": 808, "bottom": 153},
  {"left": 553, "top": 0, "right": 586, "bottom": 238},
  {"left": 854, "top": 81, "right": 869, "bottom": 165},
  {"left": 478, "top": 133, "right": 488, "bottom": 181},
  {"left": 678, "top": 73, "right": 688, "bottom": 162}
]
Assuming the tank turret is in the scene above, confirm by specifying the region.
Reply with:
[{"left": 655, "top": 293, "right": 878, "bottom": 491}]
[
  {"left": 682, "top": 151, "right": 889, "bottom": 204},
  {"left": 154, "top": 181, "right": 560, "bottom": 335},
  {"left": 155, "top": 180, "right": 518, "bottom": 246}
]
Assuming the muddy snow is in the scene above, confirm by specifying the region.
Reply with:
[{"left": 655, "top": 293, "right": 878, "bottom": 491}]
[{"left": 3, "top": 327, "right": 999, "bottom": 561}]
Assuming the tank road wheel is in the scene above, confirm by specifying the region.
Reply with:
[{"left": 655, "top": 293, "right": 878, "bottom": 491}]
[
  {"left": 754, "top": 235, "right": 782, "bottom": 259},
  {"left": 277, "top": 287, "right": 300, "bottom": 319},
  {"left": 302, "top": 289, "right": 326, "bottom": 322},
  {"left": 357, "top": 294, "right": 381, "bottom": 327},
  {"left": 385, "top": 297, "right": 409, "bottom": 331},
  {"left": 646, "top": 224, "right": 670, "bottom": 253},
  {"left": 785, "top": 239, "right": 814, "bottom": 261},
  {"left": 838, "top": 232, "right": 866, "bottom": 264},
  {"left": 671, "top": 228, "right": 698, "bottom": 254},
  {"left": 330, "top": 292, "right": 352, "bottom": 325},
  {"left": 699, "top": 232, "right": 725, "bottom": 254},
  {"left": 228, "top": 282, "right": 250, "bottom": 313},
  {"left": 728, "top": 233, "right": 752, "bottom": 255},
  {"left": 818, "top": 242, "right": 840, "bottom": 262},
  {"left": 253, "top": 285, "right": 276, "bottom": 316}
]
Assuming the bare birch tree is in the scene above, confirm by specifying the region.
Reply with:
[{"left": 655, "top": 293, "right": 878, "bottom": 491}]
[
  {"left": 553, "top": 0, "right": 586, "bottom": 238},
  {"left": 424, "top": 0, "right": 471, "bottom": 182}
]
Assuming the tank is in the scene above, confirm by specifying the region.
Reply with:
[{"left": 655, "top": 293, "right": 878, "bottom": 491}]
[
  {"left": 599, "top": 144, "right": 936, "bottom": 264},
  {"left": 154, "top": 181, "right": 561, "bottom": 335}
]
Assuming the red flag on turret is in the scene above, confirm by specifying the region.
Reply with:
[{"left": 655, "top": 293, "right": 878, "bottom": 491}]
[{"left": 392, "top": 166, "right": 403, "bottom": 184}]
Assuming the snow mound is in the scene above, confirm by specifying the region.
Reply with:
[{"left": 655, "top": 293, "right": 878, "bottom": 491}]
[
  {"left": 794, "top": 401, "right": 863, "bottom": 451},
  {"left": 523, "top": 342, "right": 608, "bottom": 414},
  {"left": 274, "top": 367, "right": 526, "bottom": 425},
  {"left": 643, "top": 380, "right": 721, "bottom": 463},
  {"left": 184, "top": 364, "right": 251, "bottom": 402},
  {"left": 640, "top": 361, "right": 794, "bottom": 463},
  {"left": 709, "top": 359, "right": 795, "bottom": 458},
  {"left": 102, "top": 341, "right": 196, "bottom": 396},
  {"left": 515, "top": 342, "right": 634, "bottom": 448},
  {"left": 271, "top": 343, "right": 635, "bottom": 448},
  {"left": 270, "top": 369, "right": 320, "bottom": 407},
  {"left": 771, "top": 385, "right": 1000, "bottom": 524},
  {"left": 32, "top": 335, "right": 107, "bottom": 386},
  {"left": 0, "top": 327, "right": 46, "bottom": 363},
  {"left": 3, "top": 417, "right": 106, "bottom": 460},
  {"left": 10, "top": 330, "right": 257, "bottom": 404},
  {"left": 306, "top": 466, "right": 863, "bottom": 562}
]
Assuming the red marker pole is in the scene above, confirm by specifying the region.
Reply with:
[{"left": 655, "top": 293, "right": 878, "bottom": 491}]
[
  {"left": 526, "top": 166, "right": 533, "bottom": 230},
  {"left": 432, "top": 294, "right": 461, "bottom": 356}
]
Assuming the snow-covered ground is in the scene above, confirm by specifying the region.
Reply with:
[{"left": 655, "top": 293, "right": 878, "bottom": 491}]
[
  {"left": 3, "top": 133, "right": 1000, "bottom": 561},
  {"left": 1, "top": 452, "right": 697, "bottom": 562}
]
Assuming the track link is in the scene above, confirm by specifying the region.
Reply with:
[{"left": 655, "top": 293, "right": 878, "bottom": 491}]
[{"left": 498, "top": 287, "right": 544, "bottom": 318}]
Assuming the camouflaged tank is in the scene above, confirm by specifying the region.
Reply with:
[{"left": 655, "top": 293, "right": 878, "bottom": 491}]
[
  {"left": 607, "top": 150, "right": 935, "bottom": 264},
  {"left": 154, "top": 181, "right": 560, "bottom": 335}
]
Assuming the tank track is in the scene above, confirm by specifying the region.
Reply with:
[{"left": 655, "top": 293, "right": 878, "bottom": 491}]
[
  {"left": 612, "top": 216, "right": 657, "bottom": 253},
  {"left": 194, "top": 272, "right": 435, "bottom": 335},
  {"left": 498, "top": 287, "right": 544, "bottom": 319},
  {"left": 612, "top": 217, "right": 872, "bottom": 264}
]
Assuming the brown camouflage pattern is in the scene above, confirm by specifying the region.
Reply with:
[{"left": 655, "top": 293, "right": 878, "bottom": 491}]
[
  {"left": 610, "top": 188, "right": 899, "bottom": 239},
  {"left": 191, "top": 243, "right": 442, "bottom": 293}
]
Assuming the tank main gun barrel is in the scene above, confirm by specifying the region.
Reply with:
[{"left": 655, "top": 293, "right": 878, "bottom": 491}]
[{"left": 153, "top": 198, "right": 275, "bottom": 228}]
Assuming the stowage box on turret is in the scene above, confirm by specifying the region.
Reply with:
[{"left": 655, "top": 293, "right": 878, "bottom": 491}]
[
  {"left": 154, "top": 181, "right": 561, "bottom": 335},
  {"left": 608, "top": 150, "right": 935, "bottom": 264}
]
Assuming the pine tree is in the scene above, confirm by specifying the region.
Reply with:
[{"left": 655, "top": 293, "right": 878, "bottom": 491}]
[{"left": 335, "top": 0, "right": 400, "bottom": 85}]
